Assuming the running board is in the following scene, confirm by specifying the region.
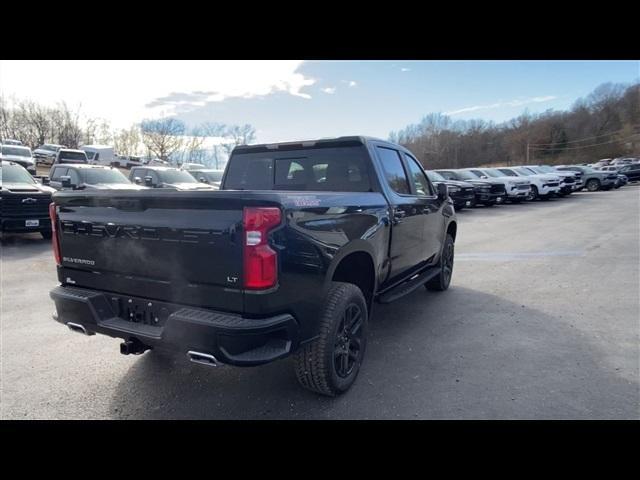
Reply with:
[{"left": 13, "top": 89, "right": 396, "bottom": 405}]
[{"left": 377, "top": 267, "right": 440, "bottom": 304}]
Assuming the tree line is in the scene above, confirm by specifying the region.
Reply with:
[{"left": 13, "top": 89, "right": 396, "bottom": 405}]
[
  {"left": 389, "top": 82, "right": 640, "bottom": 169},
  {"left": 0, "top": 96, "right": 255, "bottom": 168}
]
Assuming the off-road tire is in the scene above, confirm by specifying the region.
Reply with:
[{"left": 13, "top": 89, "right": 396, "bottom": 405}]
[
  {"left": 293, "top": 282, "right": 368, "bottom": 396},
  {"left": 426, "top": 233, "right": 454, "bottom": 291}
]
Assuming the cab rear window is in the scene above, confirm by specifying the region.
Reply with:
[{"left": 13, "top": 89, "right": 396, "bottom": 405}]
[{"left": 224, "top": 146, "right": 372, "bottom": 192}]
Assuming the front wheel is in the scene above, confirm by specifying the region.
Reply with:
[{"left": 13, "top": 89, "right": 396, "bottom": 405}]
[
  {"left": 426, "top": 233, "right": 454, "bottom": 291},
  {"left": 293, "top": 282, "right": 368, "bottom": 396},
  {"left": 528, "top": 185, "right": 539, "bottom": 201},
  {"left": 586, "top": 179, "right": 600, "bottom": 192},
  {"left": 41, "top": 231, "right": 52, "bottom": 240}
]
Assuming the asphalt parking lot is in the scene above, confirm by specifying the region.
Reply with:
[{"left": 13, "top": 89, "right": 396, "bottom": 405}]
[{"left": 1, "top": 186, "right": 638, "bottom": 419}]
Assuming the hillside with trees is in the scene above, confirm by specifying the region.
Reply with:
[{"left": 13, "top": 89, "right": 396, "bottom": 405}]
[{"left": 389, "top": 82, "right": 640, "bottom": 169}]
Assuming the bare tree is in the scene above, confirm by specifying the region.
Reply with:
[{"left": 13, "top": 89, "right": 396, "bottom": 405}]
[
  {"left": 140, "top": 117, "right": 185, "bottom": 161},
  {"left": 221, "top": 123, "right": 256, "bottom": 155},
  {"left": 113, "top": 125, "right": 141, "bottom": 157}
]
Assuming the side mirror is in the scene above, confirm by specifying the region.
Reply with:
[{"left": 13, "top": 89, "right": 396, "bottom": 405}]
[
  {"left": 144, "top": 175, "right": 154, "bottom": 187},
  {"left": 481, "top": 175, "right": 488, "bottom": 179},
  {"left": 199, "top": 177, "right": 209, "bottom": 183},
  {"left": 437, "top": 182, "right": 449, "bottom": 200},
  {"left": 60, "top": 176, "right": 72, "bottom": 189},
  {"left": 42, "top": 176, "right": 50, "bottom": 185},
  {"left": 134, "top": 176, "right": 142, "bottom": 184}
]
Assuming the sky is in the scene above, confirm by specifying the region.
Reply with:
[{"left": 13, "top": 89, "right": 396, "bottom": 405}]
[{"left": 1, "top": 60, "right": 638, "bottom": 144}]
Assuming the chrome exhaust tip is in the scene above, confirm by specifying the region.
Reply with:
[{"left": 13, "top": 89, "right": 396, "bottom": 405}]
[
  {"left": 66, "top": 322, "right": 94, "bottom": 336},
  {"left": 187, "top": 350, "right": 220, "bottom": 367}
]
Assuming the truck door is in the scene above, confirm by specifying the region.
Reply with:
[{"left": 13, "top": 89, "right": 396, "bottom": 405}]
[
  {"left": 375, "top": 146, "right": 428, "bottom": 283},
  {"left": 402, "top": 152, "right": 444, "bottom": 262}
]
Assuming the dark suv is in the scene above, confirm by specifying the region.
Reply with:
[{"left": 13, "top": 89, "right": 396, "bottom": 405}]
[{"left": 617, "top": 163, "right": 640, "bottom": 182}]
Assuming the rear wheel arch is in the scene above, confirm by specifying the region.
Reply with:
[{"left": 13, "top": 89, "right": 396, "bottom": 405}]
[{"left": 330, "top": 250, "right": 376, "bottom": 310}]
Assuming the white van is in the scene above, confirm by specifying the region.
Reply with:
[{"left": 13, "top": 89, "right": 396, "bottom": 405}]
[{"left": 81, "top": 145, "right": 116, "bottom": 166}]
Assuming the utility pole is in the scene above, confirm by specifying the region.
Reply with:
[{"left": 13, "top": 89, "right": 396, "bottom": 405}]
[{"left": 526, "top": 142, "right": 530, "bottom": 164}]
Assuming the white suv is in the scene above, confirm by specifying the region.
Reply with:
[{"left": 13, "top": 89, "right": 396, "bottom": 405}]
[
  {"left": 497, "top": 167, "right": 561, "bottom": 200},
  {"left": 464, "top": 168, "right": 531, "bottom": 203}
]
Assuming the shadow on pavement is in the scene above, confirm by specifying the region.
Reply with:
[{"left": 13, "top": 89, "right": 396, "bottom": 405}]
[{"left": 110, "top": 285, "right": 637, "bottom": 419}]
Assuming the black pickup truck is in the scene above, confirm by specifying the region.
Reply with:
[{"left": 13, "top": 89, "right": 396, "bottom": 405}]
[
  {"left": 49, "top": 137, "right": 458, "bottom": 396},
  {"left": 1, "top": 160, "right": 55, "bottom": 239}
]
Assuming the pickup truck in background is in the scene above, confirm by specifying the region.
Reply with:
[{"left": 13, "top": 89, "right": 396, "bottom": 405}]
[
  {"left": 1, "top": 160, "right": 55, "bottom": 239},
  {"left": 49, "top": 136, "right": 458, "bottom": 396}
]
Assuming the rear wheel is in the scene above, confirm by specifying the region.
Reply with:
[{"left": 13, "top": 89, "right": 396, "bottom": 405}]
[
  {"left": 426, "top": 233, "right": 454, "bottom": 291},
  {"left": 293, "top": 282, "right": 368, "bottom": 396}
]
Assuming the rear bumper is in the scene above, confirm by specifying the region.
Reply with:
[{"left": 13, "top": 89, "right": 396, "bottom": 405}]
[
  {"left": 1, "top": 217, "right": 52, "bottom": 233},
  {"left": 50, "top": 285, "right": 299, "bottom": 366}
]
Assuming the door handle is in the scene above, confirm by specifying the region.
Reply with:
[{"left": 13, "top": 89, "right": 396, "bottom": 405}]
[{"left": 392, "top": 208, "right": 406, "bottom": 224}]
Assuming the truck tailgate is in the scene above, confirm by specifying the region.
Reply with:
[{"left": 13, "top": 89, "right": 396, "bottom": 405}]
[{"left": 53, "top": 190, "right": 280, "bottom": 313}]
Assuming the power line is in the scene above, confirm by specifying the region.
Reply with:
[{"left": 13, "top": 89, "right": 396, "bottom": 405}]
[
  {"left": 530, "top": 133, "right": 640, "bottom": 151},
  {"left": 529, "top": 125, "right": 640, "bottom": 146}
]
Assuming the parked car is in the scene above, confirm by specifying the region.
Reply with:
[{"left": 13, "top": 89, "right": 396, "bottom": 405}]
[
  {"left": 496, "top": 167, "right": 561, "bottom": 201},
  {"left": 128, "top": 166, "right": 216, "bottom": 190},
  {"left": 617, "top": 163, "right": 640, "bottom": 182},
  {"left": 48, "top": 164, "right": 148, "bottom": 191},
  {"left": 445, "top": 169, "right": 507, "bottom": 206},
  {"left": 187, "top": 169, "right": 225, "bottom": 189},
  {"left": 111, "top": 154, "right": 145, "bottom": 168},
  {"left": 0, "top": 160, "right": 55, "bottom": 239},
  {"left": 180, "top": 162, "right": 206, "bottom": 171},
  {"left": 519, "top": 165, "right": 578, "bottom": 195},
  {"left": 49, "top": 136, "right": 458, "bottom": 396},
  {"left": 1, "top": 144, "right": 36, "bottom": 175},
  {"left": 462, "top": 168, "right": 531, "bottom": 203},
  {"left": 1, "top": 139, "right": 23, "bottom": 145},
  {"left": 52, "top": 148, "right": 89, "bottom": 166},
  {"left": 425, "top": 170, "right": 475, "bottom": 209},
  {"left": 611, "top": 157, "right": 638, "bottom": 166},
  {"left": 81, "top": 145, "right": 117, "bottom": 166},
  {"left": 33, "top": 143, "right": 65, "bottom": 165},
  {"left": 556, "top": 165, "right": 617, "bottom": 191}
]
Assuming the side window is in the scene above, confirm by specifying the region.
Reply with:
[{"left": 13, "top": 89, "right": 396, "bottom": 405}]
[
  {"left": 67, "top": 169, "right": 80, "bottom": 185},
  {"left": 131, "top": 168, "right": 146, "bottom": 180},
  {"left": 377, "top": 147, "right": 410, "bottom": 195},
  {"left": 404, "top": 154, "right": 434, "bottom": 196},
  {"left": 51, "top": 167, "right": 67, "bottom": 180},
  {"left": 148, "top": 170, "right": 160, "bottom": 184}
]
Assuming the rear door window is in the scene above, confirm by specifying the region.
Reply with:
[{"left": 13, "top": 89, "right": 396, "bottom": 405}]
[
  {"left": 377, "top": 147, "right": 410, "bottom": 195},
  {"left": 404, "top": 154, "right": 434, "bottom": 196}
]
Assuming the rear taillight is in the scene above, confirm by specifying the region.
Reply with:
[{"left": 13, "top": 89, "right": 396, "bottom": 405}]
[
  {"left": 243, "top": 207, "right": 281, "bottom": 289},
  {"left": 49, "top": 202, "right": 61, "bottom": 265}
]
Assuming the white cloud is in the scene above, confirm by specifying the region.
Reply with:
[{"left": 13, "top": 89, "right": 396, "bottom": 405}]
[
  {"left": 0, "top": 60, "right": 315, "bottom": 128},
  {"left": 446, "top": 95, "right": 558, "bottom": 115},
  {"left": 401, "top": 68, "right": 411, "bottom": 72},
  {"left": 343, "top": 80, "right": 357, "bottom": 87},
  {"left": 321, "top": 87, "right": 337, "bottom": 94}
]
